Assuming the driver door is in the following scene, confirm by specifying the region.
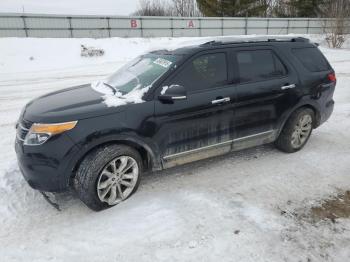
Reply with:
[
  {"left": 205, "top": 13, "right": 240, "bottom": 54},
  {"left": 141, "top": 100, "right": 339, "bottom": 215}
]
[{"left": 152, "top": 50, "right": 237, "bottom": 168}]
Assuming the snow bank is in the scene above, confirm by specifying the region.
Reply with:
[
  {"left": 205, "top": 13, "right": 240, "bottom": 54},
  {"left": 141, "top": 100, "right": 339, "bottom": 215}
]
[
  {"left": 2, "top": 34, "right": 349, "bottom": 77},
  {"left": 0, "top": 37, "right": 201, "bottom": 76}
]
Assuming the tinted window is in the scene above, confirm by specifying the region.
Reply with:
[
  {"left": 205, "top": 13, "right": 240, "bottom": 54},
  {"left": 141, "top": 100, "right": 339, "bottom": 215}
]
[
  {"left": 236, "top": 50, "right": 287, "bottom": 83},
  {"left": 172, "top": 53, "right": 227, "bottom": 92},
  {"left": 292, "top": 47, "right": 330, "bottom": 72}
]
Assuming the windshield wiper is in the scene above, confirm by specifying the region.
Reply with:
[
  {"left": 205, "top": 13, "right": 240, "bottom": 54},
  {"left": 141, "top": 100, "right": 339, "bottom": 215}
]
[{"left": 103, "top": 82, "right": 118, "bottom": 94}]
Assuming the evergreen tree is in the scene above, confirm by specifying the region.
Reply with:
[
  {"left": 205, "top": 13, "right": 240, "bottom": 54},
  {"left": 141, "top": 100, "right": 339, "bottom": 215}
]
[
  {"left": 288, "top": 0, "right": 325, "bottom": 17},
  {"left": 196, "top": 0, "right": 267, "bottom": 17}
]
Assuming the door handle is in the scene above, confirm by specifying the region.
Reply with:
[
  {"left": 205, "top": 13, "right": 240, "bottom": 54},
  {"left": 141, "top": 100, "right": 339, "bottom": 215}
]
[
  {"left": 281, "top": 84, "right": 296, "bottom": 90},
  {"left": 211, "top": 97, "right": 230, "bottom": 105}
]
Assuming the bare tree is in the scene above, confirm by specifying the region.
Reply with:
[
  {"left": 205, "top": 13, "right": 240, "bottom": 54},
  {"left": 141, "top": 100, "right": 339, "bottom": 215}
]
[
  {"left": 172, "top": 0, "right": 202, "bottom": 17},
  {"left": 134, "top": 0, "right": 201, "bottom": 17},
  {"left": 257, "top": 0, "right": 273, "bottom": 17},
  {"left": 321, "top": 0, "right": 350, "bottom": 48},
  {"left": 133, "top": 0, "right": 173, "bottom": 16}
]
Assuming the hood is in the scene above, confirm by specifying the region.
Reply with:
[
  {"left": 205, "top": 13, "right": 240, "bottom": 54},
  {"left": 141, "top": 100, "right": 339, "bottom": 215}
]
[{"left": 23, "top": 84, "right": 125, "bottom": 123}]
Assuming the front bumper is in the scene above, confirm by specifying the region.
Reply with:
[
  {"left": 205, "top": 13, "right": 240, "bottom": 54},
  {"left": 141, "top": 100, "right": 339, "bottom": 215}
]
[{"left": 15, "top": 133, "right": 79, "bottom": 192}]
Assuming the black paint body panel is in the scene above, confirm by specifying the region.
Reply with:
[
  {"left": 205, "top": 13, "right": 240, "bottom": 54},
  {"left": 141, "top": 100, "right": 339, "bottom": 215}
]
[{"left": 15, "top": 39, "right": 335, "bottom": 192}]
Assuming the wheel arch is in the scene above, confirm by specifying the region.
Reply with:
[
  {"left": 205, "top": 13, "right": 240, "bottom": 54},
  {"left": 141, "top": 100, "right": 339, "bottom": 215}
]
[
  {"left": 277, "top": 103, "right": 320, "bottom": 137},
  {"left": 301, "top": 104, "right": 321, "bottom": 127},
  {"left": 68, "top": 137, "right": 162, "bottom": 185}
]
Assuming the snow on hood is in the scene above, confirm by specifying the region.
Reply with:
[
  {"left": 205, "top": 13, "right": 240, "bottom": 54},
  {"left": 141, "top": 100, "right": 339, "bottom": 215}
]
[
  {"left": 91, "top": 81, "right": 115, "bottom": 95},
  {"left": 91, "top": 81, "right": 150, "bottom": 107}
]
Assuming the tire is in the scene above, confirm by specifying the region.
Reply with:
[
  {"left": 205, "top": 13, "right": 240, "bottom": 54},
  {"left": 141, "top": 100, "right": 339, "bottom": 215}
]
[
  {"left": 275, "top": 108, "right": 315, "bottom": 153},
  {"left": 74, "top": 144, "right": 143, "bottom": 211}
]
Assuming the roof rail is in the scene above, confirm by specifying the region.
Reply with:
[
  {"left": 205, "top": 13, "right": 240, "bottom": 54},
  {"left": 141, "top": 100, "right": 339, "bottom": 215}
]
[
  {"left": 267, "top": 37, "right": 309, "bottom": 42},
  {"left": 200, "top": 36, "right": 309, "bottom": 47}
]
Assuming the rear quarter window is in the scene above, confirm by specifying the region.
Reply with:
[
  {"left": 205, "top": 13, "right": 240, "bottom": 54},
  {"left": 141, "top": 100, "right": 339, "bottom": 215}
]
[{"left": 292, "top": 47, "right": 331, "bottom": 72}]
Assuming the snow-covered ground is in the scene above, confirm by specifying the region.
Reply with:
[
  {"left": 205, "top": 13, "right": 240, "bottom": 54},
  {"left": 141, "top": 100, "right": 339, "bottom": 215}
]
[{"left": 0, "top": 35, "right": 350, "bottom": 262}]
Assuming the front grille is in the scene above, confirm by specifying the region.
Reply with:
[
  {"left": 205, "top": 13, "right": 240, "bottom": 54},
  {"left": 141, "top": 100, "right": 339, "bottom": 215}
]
[
  {"left": 21, "top": 119, "right": 32, "bottom": 130},
  {"left": 16, "top": 119, "right": 33, "bottom": 142}
]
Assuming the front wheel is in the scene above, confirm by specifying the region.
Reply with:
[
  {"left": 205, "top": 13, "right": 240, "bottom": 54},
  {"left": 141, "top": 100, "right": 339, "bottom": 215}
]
[
  {"left": 74, "top": 144, "right": 142, "bottom": 211},
  {"left": 275, "top": 108, "right": 314, "bottom": 153}
]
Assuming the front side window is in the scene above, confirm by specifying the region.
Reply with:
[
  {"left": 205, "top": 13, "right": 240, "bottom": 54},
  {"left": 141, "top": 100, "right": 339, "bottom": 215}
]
[
  {"left": 172, "top": 53, "right": 228, "bottom": 92},
  {"left": 236, "top": 50, "right": 287, "bottom": 83},
  {"left": 106, "top": 54, "right": 179, "bottom": 94}
]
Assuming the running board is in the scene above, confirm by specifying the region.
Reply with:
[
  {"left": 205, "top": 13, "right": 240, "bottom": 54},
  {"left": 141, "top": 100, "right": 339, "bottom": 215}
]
[{"left": 162, "top": 130, "right": 277, "bottom": 169}]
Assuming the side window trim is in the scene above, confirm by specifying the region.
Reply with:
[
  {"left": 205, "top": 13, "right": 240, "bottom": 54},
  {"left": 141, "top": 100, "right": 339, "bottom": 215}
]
[{"left": 232, "top": 47, "right": 289, "bottom": 85}]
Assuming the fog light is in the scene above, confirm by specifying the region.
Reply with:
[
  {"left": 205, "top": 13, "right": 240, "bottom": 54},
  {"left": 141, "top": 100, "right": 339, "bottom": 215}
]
[{"left": 24, "top": 133, "right": 51, "bottom": 145}]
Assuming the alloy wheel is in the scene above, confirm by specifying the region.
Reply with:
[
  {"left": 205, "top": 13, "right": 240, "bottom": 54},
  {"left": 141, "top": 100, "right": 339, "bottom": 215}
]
[
  {"left": 291, "top": 114, "right": 313, "bottom": 149},
  {"left": 97, "top": 156, "right": 139, "bottom": 205}
]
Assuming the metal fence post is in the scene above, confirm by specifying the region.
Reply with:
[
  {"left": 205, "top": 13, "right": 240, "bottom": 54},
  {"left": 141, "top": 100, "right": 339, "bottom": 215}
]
[
  {"left": 21, "top": 15, "right": 28, "bottom": 37},
  {"left": 171, "top": 17, "right": 174, "bottom": 37},
  {"left": 107, "top": 17, "right": 111, "bottom": 37},
  {"left": 68, "top": 17, "right": 73, "bottom": 38},
  {"left": 221, "top": 17, "right": 224, "bottom": 36},
  {"left": 307, "top": 18, "right": 310, "bottom": 34},
  {"left": 287, "top": 19, "right": 290, "bottom": 34},
  {"left": 267, "top": 18, "right": 269, "bottom": 35},
  {"left": 245, "top": 17, "right": 248, "bottom": 35},
  {"left": 140, "top": 17, "right": 143, "bottom": 37}
]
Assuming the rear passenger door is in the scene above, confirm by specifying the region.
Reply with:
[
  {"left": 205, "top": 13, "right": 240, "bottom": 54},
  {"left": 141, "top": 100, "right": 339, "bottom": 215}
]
[{"left": 231, "top": 47, "right": 299, "bottom": 149}]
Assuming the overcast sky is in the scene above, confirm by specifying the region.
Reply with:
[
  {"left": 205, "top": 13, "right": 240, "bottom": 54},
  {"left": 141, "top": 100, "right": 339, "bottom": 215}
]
[{"left": 0, "top": 0, "right": 141, "bottom": 16}]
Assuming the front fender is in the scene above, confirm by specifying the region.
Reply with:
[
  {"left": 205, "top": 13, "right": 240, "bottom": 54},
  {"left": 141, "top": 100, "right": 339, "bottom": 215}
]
[
  {"left": 61, "top": 131, "right": 162, "bottom": 188},
  {"left": 61, "top": 113, "right": 162, "bottom": 188}
]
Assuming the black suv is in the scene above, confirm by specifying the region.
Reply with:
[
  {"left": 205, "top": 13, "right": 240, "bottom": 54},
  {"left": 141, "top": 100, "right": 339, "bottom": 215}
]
[{"left": 15, "top": 37, "right": 335, "bottom": 211}]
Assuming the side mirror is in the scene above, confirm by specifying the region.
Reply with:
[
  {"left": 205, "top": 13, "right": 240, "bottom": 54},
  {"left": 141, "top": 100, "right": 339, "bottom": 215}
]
[{"left": 158, "top": 85, "right": 187, "bottom": 103}]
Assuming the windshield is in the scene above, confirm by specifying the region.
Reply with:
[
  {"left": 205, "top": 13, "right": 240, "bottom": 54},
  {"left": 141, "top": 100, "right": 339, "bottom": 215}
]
[{"left": 106, "top": 54, "right": 180, "bottom": 94}]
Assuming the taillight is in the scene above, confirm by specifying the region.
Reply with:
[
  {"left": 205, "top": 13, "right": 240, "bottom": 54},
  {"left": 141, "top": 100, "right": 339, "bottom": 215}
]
[{"left": 328, "top": 73, "right": 336, "bottom": 82}]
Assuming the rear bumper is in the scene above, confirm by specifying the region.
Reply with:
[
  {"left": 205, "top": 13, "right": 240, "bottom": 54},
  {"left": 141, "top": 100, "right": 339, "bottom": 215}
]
[
  {"left": 15, "top": 134, "right": 79, "bottom": 192},
  {"left": 318, "top": 99, "right": 334, "bottom": 126}
]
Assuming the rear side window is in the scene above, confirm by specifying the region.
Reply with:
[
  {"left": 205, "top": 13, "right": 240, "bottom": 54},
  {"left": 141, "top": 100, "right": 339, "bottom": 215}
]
[
  {"left": 171, "top": 53, "right": 227, "bottom": 92},
  {"left": 236, "top": 50, "right": 287, "bottom": 83},
  {"left": 292, "top": 47, "right": 330, "bottom": 72}
]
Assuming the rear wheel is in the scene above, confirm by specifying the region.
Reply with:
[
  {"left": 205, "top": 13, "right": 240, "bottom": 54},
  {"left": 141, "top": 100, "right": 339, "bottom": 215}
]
[
  {"left": 275, "top": 108, "right": 314, "bottom": 153},
  {"left": 74, "top": 144, "right": 142, "bottom": 211}
]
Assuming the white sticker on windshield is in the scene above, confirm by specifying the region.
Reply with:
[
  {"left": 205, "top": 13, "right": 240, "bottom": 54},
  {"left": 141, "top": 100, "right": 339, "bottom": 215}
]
[{"left": 153, "top": 58, "right": 172, "bottom": 68}]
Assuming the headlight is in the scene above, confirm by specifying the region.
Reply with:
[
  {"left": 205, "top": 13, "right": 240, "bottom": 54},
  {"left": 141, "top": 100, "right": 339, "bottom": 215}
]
[{"left": 24, "top": 121, "right": 78, "bottom": 146}]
